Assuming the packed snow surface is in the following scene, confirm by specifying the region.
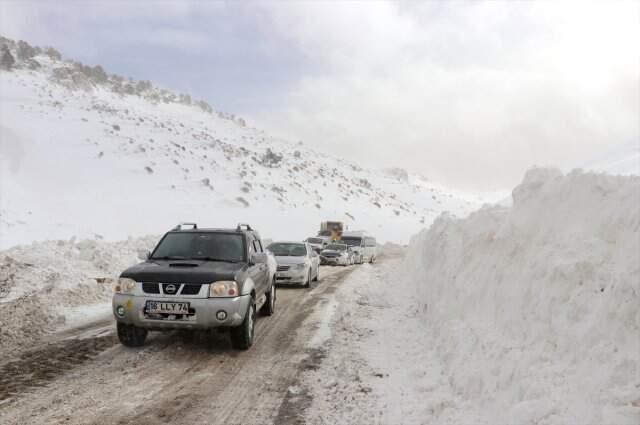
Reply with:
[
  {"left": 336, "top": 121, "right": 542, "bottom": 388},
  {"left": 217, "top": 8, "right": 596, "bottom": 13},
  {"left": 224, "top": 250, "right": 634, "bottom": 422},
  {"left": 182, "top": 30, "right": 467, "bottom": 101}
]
[{"left": 402, "top": 168, "right": 640, "bottom": 424}]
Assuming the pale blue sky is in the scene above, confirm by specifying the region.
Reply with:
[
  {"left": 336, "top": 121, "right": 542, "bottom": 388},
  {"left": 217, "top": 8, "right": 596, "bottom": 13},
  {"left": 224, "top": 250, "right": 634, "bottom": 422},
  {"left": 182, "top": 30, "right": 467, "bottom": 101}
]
[{"left": 1, "top": 0, "right": 638, "bottom": 190}]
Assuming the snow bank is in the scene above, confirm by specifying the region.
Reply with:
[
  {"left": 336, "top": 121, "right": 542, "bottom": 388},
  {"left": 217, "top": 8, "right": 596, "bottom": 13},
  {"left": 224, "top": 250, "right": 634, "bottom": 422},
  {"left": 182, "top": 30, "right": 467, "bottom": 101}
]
[
  {"left": 403, "top": 168, "right": 640, "bottom": 424},
  {"left": 377, "top": 241, "right": 405, "bottom": 258},
  {"left": 0, "top": 236, "right": 157, "bottom": 355}
]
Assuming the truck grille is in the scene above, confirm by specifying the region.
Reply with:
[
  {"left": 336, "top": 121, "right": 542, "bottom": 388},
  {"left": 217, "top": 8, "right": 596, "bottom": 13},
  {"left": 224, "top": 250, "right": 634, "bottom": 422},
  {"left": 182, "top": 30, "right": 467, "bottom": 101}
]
[
  {"left": 142, "top": 283, "right": 160, "bottom": 294},
  {"left": 277, "top": 265, "right": 290, "bottom": 272},
  {"left": 180, "top": 284, "right": 202, "bottom": 295},
  {"left": 142, "top": 283, "right": 202, "bottom": 295}
]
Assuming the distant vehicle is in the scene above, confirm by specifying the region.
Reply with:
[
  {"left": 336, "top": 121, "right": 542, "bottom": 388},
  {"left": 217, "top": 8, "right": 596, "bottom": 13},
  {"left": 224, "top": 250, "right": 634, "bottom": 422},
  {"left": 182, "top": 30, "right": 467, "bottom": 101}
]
[
  {"left": 320, "top": 243, "right": 353, "bottom": 266},
  {"left": 113, "top": 223, "right": 275, "bottom": 350},
  {"left": 267, "top": 241, "right": 320, "bottom": 287},
  {"left": 340, "top": 232, "right": 377, "bottom": 264},
  {"left": 305, "top": 236, "right": 329, "bottom": 253},
  {"left": 318, "top": 221, "right": 344, "bottom": 241}
]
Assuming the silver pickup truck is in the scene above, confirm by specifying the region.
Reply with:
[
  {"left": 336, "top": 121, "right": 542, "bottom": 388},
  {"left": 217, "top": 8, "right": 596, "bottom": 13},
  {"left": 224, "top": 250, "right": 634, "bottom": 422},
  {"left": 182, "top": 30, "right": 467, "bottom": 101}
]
[{"left": 113, "top": 223, "right": 276, "bottom": 350}]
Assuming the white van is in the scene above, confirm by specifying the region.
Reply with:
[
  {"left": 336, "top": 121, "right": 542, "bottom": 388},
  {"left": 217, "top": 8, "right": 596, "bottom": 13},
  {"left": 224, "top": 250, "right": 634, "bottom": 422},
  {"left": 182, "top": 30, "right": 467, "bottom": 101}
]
[{"left": 340, "top": 233, "right": 377, "bottom": 264}]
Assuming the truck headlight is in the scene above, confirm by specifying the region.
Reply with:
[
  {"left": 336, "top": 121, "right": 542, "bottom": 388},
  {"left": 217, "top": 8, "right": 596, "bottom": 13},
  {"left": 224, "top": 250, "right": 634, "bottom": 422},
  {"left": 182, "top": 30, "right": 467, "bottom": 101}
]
[
  {"left": 114, "top": 277, "right": 136, "bottom": 294},
  {"left": 209, "top": 281, "right": 239, "bottom": 297},
  {"left": 293, "top": 263, "right": 306, "bottom": 270}
]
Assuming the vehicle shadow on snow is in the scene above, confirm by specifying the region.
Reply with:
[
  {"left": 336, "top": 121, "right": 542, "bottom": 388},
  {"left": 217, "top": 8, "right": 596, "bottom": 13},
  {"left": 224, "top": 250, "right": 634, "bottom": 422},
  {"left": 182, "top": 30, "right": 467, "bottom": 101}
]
[{"left": 146, "top": 329, "right": 239, "bottom": 355}]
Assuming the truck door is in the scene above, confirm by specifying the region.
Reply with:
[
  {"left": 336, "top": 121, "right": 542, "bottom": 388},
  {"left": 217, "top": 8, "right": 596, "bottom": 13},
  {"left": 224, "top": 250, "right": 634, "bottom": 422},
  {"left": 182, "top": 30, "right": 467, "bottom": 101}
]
[{"left": 248, "top": 236, "right": 268, "bottom": 300}]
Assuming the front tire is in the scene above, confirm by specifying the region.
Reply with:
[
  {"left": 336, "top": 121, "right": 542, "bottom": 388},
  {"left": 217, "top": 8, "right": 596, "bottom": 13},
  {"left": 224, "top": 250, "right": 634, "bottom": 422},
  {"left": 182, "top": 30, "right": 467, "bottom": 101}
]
[
  {"left": 303, "top": 269, "right": 311, "bottom": 288},
  {"left": 260, "top": 282, "right": 276, "bottom": 316},
  {"left": 313, "top": 266, "right": 319, "bottom": 282},
  {"left": 231, "top": 301, "right": 256, "bottom": 350},
  {"left": 117, "top": 322, "right": 147, "bottom": 347}
]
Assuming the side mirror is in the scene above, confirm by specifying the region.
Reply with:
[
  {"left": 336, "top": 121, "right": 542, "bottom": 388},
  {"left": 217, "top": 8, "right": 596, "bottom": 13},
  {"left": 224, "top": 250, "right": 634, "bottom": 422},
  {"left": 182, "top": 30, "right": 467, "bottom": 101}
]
[{"left": 138, "top": 250, "right": 151, "bottom": 261}]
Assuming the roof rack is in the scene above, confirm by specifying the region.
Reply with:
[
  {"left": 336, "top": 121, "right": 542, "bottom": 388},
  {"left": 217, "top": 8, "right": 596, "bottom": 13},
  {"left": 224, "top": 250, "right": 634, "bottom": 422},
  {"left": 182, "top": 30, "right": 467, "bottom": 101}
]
[
  {"left": 172, "top": 222, "right": 198, "bottom": 231},
  {"left": 236, "top": 223, "right": 253, "bottom": 231}
]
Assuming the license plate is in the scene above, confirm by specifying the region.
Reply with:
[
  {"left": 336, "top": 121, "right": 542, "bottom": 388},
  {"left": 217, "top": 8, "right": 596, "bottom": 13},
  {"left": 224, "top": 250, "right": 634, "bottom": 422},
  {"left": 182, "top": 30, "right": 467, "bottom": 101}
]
[{"left": 145, "top": 301, "right": 190, "bottom": 314}]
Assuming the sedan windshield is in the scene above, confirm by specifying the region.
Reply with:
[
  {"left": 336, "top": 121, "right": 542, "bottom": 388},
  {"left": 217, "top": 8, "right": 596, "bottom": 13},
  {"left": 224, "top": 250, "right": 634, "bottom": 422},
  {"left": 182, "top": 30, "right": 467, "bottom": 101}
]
[
  {"left": 151, "top": 232, "right": 245, "bottom": 262},
  {"left": 325, "top": 244, "right": 347, "bottom": 251},
  {"left": 267, "top": 243, "right": 307, "bottom": 257}
]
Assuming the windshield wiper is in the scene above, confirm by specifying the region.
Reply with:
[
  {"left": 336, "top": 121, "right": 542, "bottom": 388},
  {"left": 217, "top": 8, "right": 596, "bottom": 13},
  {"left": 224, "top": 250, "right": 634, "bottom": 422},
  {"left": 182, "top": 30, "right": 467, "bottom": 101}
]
[{"left": 190, "top": 256, "right": 239, "bottom": 263}]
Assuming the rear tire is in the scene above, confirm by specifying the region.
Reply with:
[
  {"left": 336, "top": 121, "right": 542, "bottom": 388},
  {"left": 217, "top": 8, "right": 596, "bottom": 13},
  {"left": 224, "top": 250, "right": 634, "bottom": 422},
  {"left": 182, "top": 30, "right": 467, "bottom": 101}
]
[
  {"left": 231, "top": 301, "right": 255, "bottom": 350},
  {"left": 260, "top": 282, "right": 276, "bottom": 316},
  {"left": 117, "top": 322, "right": 147, "bottom": 347}
]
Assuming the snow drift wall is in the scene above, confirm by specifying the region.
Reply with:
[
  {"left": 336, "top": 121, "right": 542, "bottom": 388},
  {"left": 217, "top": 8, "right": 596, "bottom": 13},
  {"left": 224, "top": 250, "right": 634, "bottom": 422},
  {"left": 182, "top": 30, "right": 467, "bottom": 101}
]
[
  {"left": 0, "top": 236, "right": 157, "bottom": 356},
  {"left": 404, "top": 168, "right": 640, "bottom": 424}
]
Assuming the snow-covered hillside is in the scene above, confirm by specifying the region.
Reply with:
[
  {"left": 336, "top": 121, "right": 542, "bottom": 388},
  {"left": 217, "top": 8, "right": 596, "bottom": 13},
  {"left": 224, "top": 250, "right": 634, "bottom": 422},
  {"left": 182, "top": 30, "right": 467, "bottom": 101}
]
[
  {"left": 402, "top": 169, "right": 640, "bottom": 424},
  {"left": 0, "top": 37, "right": 496, "bottom": 249},
  {"left": 580, "top": 140, "right": 640, "bottom": 176}
]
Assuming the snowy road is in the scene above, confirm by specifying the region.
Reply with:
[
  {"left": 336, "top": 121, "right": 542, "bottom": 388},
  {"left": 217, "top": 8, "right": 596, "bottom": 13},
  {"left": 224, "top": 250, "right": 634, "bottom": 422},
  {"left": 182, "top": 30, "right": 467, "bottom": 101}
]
[{"left": 0, "top": 265, "right": 359, "bottom": 425}]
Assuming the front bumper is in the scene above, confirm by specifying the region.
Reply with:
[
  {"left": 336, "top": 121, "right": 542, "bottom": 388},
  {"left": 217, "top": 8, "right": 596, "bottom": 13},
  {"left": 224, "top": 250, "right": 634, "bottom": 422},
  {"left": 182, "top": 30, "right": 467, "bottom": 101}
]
[
  {"left": 275, "top": 267, "right": 307, "bottom": 284},
  {"left": 112, "top": 294, "right": 251, "bottom": 330},
  {"left": 320, "top": 256, "right": 348, "bottom": 266}
]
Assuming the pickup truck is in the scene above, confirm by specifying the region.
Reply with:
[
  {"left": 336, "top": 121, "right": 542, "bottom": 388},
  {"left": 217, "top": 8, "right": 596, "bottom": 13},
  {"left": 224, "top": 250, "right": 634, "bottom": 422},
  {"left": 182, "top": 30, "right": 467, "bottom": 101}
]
[{"left": 112, "top": 223, "right": 276, "bottom": 350}]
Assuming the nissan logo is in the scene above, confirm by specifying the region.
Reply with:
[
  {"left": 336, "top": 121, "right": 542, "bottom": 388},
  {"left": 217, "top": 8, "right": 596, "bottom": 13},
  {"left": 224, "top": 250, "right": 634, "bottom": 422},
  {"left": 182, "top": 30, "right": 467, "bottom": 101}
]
[{"left": 165, "top": 284, "right": 177, "bottom": 294}]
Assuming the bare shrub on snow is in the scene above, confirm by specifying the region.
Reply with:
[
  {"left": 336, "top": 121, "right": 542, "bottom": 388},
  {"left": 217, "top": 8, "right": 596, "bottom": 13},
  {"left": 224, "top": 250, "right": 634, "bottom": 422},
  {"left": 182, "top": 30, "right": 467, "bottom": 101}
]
[
  {"left": 259, "top": 148, "right": 283, "bottom": 168},
  {"left": 0, "top": 45, "right": 15, "bottom": 70}
]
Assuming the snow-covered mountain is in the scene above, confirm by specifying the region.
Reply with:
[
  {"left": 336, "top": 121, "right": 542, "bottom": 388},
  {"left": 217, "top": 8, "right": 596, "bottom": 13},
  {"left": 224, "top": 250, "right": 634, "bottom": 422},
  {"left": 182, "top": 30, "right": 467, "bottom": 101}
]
[
  {"left": 0, "top": 36, "right": 498, "bottom": 249},
  {"left": 579, "top": 140, "right": 640, "bottom": 176}
]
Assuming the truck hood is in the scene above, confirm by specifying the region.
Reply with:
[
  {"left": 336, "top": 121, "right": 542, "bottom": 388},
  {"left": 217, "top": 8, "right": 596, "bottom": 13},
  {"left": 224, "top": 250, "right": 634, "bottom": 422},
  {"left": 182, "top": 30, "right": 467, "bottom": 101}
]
[{"left": 120, "top": 260, "right": 246, "bottom": 283}]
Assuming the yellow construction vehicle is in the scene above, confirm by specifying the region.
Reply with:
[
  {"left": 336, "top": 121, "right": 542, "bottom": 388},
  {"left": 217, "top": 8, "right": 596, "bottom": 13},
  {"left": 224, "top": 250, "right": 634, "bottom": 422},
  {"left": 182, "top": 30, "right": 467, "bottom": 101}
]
[{"left": 318, "top": 221, "right": 344, "bottom": 241}]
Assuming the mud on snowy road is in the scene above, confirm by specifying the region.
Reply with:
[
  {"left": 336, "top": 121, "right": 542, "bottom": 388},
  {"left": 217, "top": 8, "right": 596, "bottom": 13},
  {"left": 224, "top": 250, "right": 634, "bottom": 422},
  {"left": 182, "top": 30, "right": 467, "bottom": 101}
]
[{"left": 0, "top": 265, "right": 358, "bottom": 425}]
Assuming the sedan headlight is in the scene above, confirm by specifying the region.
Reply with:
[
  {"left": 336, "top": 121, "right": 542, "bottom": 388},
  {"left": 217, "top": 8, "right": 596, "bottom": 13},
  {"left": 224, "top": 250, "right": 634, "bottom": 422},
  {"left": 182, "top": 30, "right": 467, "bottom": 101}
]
[
  {"left": 114, "top": 277, "right": 136, "bottom": 294},
  {"left": 209, "top": 281, "right": 239, "bottom": 297}
]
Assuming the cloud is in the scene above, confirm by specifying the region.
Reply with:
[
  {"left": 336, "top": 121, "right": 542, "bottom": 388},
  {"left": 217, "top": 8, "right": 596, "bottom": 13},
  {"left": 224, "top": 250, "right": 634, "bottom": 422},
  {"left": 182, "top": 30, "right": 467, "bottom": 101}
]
[
  {"left": 254, "top": 1, "right": 640, "bottom": 190},
  {"left": 1, "top": 0, "right": 638, "bottom": 190}
]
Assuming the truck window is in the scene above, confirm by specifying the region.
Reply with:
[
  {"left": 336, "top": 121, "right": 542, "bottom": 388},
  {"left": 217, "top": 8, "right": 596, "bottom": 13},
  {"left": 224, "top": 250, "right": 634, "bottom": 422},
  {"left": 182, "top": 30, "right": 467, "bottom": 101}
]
[{"left": 253, "top": 239, "right": 262, "bottom": 253}]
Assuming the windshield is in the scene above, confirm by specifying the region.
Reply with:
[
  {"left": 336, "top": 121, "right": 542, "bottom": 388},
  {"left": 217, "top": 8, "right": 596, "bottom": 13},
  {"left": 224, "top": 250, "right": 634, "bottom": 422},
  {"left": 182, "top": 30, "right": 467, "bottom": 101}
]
[
  {"left": 340, "top": 237, "right": 362, "bottom": 247},
  {"left": 151, "top": 232, "right": 245, "bottom": 262},
  {"left": 325, "top": 244, "right": 347, "bottom": 251},
  {"left": 267, "top": 243, "right": 307, "bottom": 257},
  {"left": 306, "top": 238, "right": 324, "bottom": 244}
]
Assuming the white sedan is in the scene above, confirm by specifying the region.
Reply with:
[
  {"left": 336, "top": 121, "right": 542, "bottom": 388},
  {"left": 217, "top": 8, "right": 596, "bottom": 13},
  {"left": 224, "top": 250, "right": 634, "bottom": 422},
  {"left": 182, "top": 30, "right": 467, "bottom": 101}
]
[{"left": 266, "top": 241, "right": 320, "bottom": 287}]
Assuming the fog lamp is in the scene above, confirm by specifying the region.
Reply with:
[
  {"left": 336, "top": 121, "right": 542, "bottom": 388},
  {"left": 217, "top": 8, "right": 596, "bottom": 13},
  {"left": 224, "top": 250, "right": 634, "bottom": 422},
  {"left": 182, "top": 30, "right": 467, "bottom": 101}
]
[{"left": 216, "top": 310, "right": 227, "bottom": 321}]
